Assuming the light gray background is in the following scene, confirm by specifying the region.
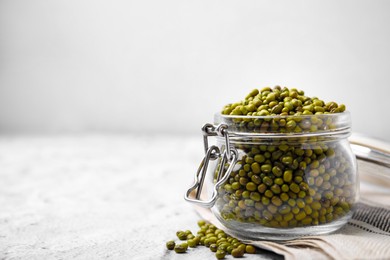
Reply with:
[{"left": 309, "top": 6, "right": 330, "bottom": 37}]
[{"left": 1, "top": 0, "right": 389, "bottom": 141}]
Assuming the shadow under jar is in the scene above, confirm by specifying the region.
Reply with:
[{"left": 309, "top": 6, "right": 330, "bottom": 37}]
[{"left": 185, "top": 112, "right": 358, "bottom": 240}]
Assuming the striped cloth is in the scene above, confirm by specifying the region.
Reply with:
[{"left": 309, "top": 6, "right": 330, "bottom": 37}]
[{"left": 352, "top": 203, "right": 390, "bottom": 233}]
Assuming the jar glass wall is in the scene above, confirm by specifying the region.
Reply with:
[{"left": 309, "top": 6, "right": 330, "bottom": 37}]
[{"left": 206, "top": 112, "right": 358, "bottom": 240}]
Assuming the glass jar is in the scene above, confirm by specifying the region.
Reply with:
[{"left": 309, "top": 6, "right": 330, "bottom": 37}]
[{"left": 185, "top": 112, "right": 358, "bottom": 240}]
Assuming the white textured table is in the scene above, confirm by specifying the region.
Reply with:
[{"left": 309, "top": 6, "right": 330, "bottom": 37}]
[{"left": 0, "top": 135, "right": 280, "bottom": 260}]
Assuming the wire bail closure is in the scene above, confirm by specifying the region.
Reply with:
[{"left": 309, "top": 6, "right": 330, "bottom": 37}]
[{"left": 184, "top": 123, "right": 238, "bottom": 208}]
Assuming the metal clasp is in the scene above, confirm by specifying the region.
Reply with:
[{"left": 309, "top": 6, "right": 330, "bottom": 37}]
[{"left": 184, "top": 123, "right": 238, "bottom": 208}]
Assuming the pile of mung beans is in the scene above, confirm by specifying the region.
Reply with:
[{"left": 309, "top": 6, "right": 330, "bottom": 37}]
[
  {"left": 222, "top": 86, "right": 345, "bottom": 117},
  {"left": 166, "top": 220, "right": 256, "bottom": 258},
  {"left": 221, "top": 86, "right": 345, "bottom": 133},
  {"left": 215, "top": 86, "right": 356, "bottom": 228}
]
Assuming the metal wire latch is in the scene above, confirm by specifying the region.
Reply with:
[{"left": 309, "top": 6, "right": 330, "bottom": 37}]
[{"left": 184, "top": 123, "right": 238, "bottom": 208}]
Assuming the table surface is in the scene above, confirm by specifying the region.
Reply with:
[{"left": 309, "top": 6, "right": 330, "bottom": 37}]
[{"left": 0, "top": 135, "right": 281, "bottom": 260}]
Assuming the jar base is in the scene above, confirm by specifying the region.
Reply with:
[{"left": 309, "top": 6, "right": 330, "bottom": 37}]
[{"left": 214, "top": 212, "right": 352, "bottom": 241}]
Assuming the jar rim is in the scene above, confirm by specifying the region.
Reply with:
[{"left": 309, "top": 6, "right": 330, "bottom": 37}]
[
  {"left": 214, "top": 111, "right": 351, "bottom": 137},
  {"left": 216, "top": 111, "right": 350, "bottom": 120}
]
